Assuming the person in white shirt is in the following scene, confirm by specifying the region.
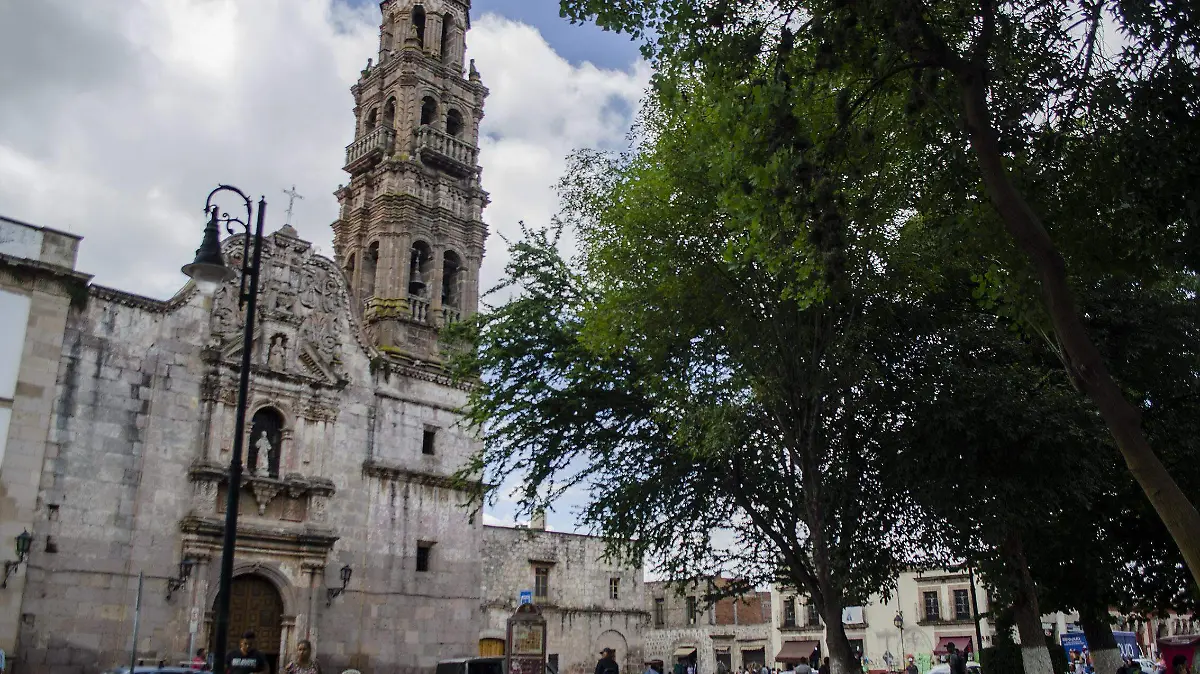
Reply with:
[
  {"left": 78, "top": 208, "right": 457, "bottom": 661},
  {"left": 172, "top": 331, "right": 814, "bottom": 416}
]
[{"left": 795, "top": 658, "right": 813, "bottom": 674}]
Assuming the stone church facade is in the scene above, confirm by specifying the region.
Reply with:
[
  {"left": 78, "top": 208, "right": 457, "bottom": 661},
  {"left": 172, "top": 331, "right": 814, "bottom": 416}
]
[{"left": 0, "top": 2, "right": 645, "bottom": 674}]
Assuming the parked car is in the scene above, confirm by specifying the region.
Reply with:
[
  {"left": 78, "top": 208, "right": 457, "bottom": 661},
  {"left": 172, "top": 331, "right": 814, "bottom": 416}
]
[
  {"left": 1134, "top": 659, "right": 1161, "bottom": 674},
  {"left": 927, "top": 661, "right": 983, "bottom": 674},
  {"left": 436, "top": 657, "right": 506, "bottom": 674},
  {"left": 104, "top": 668, "right": 198, "bottom": 674}
]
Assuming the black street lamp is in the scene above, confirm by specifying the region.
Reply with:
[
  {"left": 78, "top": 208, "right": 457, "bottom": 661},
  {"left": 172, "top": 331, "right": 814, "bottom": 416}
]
[
  {"left": 894, "top": 611, "right": 905, "bottom": 669},
  {"left": 326, "top": 564, "right": 353, "bottom": 606},
  {"left": 182, "top": 185, "right": 267, "bottom": 674},
  {"left": 2, "top": 529, "right": 33, "bottom": 588}
]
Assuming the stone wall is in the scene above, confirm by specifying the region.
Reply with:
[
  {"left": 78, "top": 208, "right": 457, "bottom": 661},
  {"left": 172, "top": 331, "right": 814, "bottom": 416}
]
[
  {"left": 481, "top": 525, "right": 647, "bottom": 674},
  {"left": 0, "top": 217, "right": 88, "bottom": 661},
  {"left": 644, "top": 581, "right": 773, "bottom": 674}
]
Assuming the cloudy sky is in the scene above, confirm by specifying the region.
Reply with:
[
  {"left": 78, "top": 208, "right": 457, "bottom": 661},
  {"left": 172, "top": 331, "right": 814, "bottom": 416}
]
[{"left": 0, "top": 0, "right": 649, "bottom": 532}]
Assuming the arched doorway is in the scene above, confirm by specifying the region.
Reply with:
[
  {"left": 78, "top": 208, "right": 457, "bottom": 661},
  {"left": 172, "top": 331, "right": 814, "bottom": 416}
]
[{"left": 215, "top": 575, "right": 284, "bottom": 674}]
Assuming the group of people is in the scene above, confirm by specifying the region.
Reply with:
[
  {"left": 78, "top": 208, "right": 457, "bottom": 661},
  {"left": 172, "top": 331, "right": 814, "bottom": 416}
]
[{"left": 184, "top": 631, "right": 322, "bottom": 674}]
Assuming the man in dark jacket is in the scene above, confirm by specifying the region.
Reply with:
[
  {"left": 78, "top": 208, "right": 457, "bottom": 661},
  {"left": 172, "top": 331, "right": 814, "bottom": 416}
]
[{"left": 597, "top": 648, "right": 620, "bottom": 674}]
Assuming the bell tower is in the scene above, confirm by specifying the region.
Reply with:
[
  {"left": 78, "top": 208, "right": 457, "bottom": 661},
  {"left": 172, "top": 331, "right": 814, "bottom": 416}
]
[{"left": 332, "top": 0, "right": 488, "bottom": 359}]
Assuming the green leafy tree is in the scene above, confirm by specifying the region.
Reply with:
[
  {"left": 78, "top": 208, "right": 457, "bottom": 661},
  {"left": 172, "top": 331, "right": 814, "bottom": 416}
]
[
  {"left": 556, "top": 0, "right": 1200, "bottom": 585},
  {"left": 452, "top": 65, "right": 939, "bottom": 674}
]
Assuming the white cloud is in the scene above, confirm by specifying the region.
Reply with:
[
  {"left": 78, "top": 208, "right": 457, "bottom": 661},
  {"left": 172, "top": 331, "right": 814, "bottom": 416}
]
[{"left": 0, "top": 0, "right": 648, "bottom": 301}]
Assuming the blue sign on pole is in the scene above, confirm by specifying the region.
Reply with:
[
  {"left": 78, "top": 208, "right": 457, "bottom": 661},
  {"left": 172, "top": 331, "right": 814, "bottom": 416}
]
[{"left": 520, "top": 590, "right": 533, "bottom": 605}]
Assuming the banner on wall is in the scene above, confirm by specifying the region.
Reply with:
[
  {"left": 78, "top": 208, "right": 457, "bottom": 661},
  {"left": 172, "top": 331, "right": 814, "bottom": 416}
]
[{"left": 1060, "top": 632, "right": 1143, "bottom": 661}]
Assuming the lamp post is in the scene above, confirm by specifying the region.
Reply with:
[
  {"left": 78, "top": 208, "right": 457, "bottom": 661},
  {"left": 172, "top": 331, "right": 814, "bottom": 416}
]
[
  {"left": 182, "top": 185, "right": 267, "bottom": 674},
  {"left": 894, "top": 612, "right": 905, "bottom": 671}
]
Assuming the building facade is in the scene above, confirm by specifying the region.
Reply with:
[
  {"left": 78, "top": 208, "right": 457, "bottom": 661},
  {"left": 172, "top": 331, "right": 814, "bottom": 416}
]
[
  {"left": 770, "top": 570, "right": 994, "bottom": 674},
  {"left": 644, "top": 579, "right": 773, "bottom": 674},
  {"left": 0, "top": 217, "right": 89, "bottom": 659},
  {"left": 480, "top": 519, "right": 647, "bottom": 674},
  {"left": 3, "top": 1, "right": 492, "bottom": 672}
]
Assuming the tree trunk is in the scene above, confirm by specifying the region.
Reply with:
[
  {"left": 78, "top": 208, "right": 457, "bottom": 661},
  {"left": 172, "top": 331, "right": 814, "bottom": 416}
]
[
  {"left": 958, "top": 67, "right": 1200, "bottom": 589},
  {"left": 1080, "top": 609, "right": 1122, "bottom": 674},
  {"left": 822, "top": 602, "right": 855, "bottom": 674},
  {"left": 1004, "top": 533, "right": 1055, "bottom": 674}
]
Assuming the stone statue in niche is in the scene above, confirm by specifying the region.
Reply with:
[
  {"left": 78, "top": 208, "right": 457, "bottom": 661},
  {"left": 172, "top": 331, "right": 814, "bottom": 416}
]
[
  {"left": 255, "top": 434, "right": 273, "bottom": 478},
  {"left": 268, "top": 334, "right": 287, "bottom": 370}
]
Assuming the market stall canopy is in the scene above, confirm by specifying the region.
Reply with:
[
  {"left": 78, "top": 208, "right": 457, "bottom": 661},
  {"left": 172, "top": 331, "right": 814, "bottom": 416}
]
[
  {"left": 674, "top": 647, "right": 697, "bottom": 657},
  {"left": 934, "top": 637, "right": 974, "bottom": 655},
  {"left": 775, "top": 641, "right": 820, "bottom": 663}
]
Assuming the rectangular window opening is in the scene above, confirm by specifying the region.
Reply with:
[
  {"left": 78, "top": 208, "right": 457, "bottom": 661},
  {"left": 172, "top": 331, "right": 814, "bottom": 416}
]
[
  {"left": 654, "top": 598, "right": 665, "bottom": 627},
  {"left": 534, "top": 565, "right": 550, "bottom": 598},
  {"left": 806, "top": 601, "right": 822, "bottom": 626},
  {"left": 954, "top": 589, "right": 971, "bottom": 621},
  {"left": 609, "top": 577, "right": 620, "bottom": 600},
  {"left": 924, "top": 591, "right": 941, "bottom": 621},
  {"left": 422, "top": 428, "right": 437, "bottom": 455},
  {"left": 417, "top": 542, "right": 433, "bottom": 572},
  {"left": 687, "top": 596, "right": 698, "bottom": 625},
  {"left": 783, "top": 597, "right": 796, "bottom": 628}
]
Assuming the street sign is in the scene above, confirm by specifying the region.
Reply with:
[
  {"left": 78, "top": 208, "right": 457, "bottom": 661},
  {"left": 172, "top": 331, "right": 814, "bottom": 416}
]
[{"left": 519, "top": 590, "right": 532, "bottom": 605}]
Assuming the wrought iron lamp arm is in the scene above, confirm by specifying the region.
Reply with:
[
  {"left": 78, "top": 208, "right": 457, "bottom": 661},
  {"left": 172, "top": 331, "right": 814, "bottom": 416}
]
[{"left": 204, "top": 184, "right": 259, "bottom": 307}]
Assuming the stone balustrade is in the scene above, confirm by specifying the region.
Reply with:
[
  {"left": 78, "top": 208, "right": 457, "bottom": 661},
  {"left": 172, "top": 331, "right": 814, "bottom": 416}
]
[
  {"left": 344, "top": 126, "right": 395, "bottom": 172},
  {"left": 409, "top": 296, "right": 430, "bottom": 323},
  {"left": 415, "top": 125, "right": 478, "bottom": 176}
]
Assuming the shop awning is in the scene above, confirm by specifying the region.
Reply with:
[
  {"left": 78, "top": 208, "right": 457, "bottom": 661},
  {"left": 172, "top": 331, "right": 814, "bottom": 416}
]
[
  {"left": 775, "top": 641, "right": 820, "bottom": 664},
  {"left": 714, "top": 646, "right": 731, "bottom": 654},
  {"left": 674, "top": 647, "right": 697, "bottom": 657},
  {"left": 934, "top": 637, "right": 974, "bottom": 655}
]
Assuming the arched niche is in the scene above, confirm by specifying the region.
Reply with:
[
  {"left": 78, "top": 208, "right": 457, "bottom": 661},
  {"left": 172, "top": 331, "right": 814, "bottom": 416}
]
[
  {"left": 383, "top": 97, "right": 396, "bottom": 129},
  {"left": 442, "top": 250, "right": 463, "bottom": 308},
  {"left": 364, "top": 108, "right": 378, "bottom": 132},
  {"left": 248, "top": 407, "right": 284, "bottom": 478},
  {"left": 362, "top": 241, "right": 380, "bottom": 299},
  {"left": 420, "top": 96, "right": 437, "bottom": 126},
  {"left": 446, "top": 108, "right": 464, "bottom": 137},
  {"left": 412, "top": 5, "right": 426, "bottom": 47},
  {"left": 439, "top": 12, "right": 454, "bottom": 60},
  {"left": 409, "top": 240, "right": 433, "bottom": 297}
]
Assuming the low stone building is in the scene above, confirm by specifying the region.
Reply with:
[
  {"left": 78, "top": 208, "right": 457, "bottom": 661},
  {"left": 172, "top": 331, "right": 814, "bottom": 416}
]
[
  {"left": 644, "top": 579, "right": 773, "bottom": 674},
  {"left": 481, "top": 518, "right": 647, "bottom": 674}
]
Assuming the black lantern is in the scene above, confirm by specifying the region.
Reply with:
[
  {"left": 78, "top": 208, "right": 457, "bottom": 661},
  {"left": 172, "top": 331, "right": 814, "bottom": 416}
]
[
  {"left": 327, "top": 564, "right": 354, "bottom": 606},
  {"left": 167, "top": 557, "right": 197, "bottom": 600},
  {"left": 14, "top": 530, "right": 31, "bottom": 559},
  {"left": 894, "top": 612, "right": 904, "bottom": 630},
  {"left": 182, "top": 205, "right": 237, "bottom": 296},
  {"left": 2, "top": 530, "right": 33, "bottom": 589}
]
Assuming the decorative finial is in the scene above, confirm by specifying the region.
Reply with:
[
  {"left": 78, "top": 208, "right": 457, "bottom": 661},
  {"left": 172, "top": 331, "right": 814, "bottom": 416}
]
[
  {"left": 468, "top": 58, "right": 480, "bottom": 82},
  {"left": 361, "top": 57, "right": 372, "bottom": 77}
]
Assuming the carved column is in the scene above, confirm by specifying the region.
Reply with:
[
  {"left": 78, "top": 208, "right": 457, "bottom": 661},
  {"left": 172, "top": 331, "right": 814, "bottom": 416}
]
[{"left": 280, "top": 428, "right": 295, "bottom": 475}]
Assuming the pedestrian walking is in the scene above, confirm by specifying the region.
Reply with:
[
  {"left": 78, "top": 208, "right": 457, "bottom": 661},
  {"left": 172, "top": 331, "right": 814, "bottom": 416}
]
[
  {"left": 227, "top": 631, "right": 268, "bottom": 674},
  {"left": 596, "top": 648, "right": 620, "bottom": 674}
]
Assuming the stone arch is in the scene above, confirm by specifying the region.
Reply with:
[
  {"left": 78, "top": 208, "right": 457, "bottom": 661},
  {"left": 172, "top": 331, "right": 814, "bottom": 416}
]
[
  {"left": 441, "top": 249, "right": 463, "bottom": 309},
  {"left": 409, "top": 239, "right": 434, "bottom": 297},
  {"left": 446, "top": 107, "right": 464, "bottom": 137},
  {"left": 439, "top": 12, "right": 455, "bottom": 61},
  {"left": 596, "top": 630, "right": 630, "bottom": 672},
  {"left": 364, "top": 107, "right": 378, "bottom": 132},
  {"left": 411, "top": 4, "right": 427, "bottom": 47},
  {"left": 362, "top": 240, "right": 380, "bottom": 299},
  {"left": 205, "top": 564, "right": 299, "bottom": 670},
  {"left": 383, "top": 97, "right": 397, "bottom": 129},
  {"left": 420, "top": 95, "right": 438, "bottom": 126}
]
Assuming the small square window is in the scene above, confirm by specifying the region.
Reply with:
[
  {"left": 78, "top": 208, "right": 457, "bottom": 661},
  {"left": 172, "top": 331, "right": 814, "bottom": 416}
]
[
  {"left": 422, "top": 429, "right": 437, "bottom": 455},
  {"left": 417, "top": 543, "right": 433, "bottom": 572},
  {"left": 609, "top": 578, "right": 620, "bottom": 600}
]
